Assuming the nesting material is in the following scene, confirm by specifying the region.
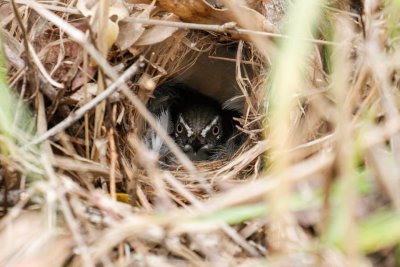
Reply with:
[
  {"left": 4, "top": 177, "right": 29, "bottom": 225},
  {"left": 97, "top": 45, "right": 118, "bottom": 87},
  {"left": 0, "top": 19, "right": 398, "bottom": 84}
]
[{"left": 4, "top": 0, "right": 396, "bottom": 266}]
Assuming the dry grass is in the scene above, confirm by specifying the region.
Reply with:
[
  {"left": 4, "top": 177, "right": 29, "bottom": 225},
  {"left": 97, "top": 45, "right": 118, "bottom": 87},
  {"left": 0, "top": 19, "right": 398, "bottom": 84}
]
[{"left": 1, "top": 0, "right": 400, "bottom": 266}]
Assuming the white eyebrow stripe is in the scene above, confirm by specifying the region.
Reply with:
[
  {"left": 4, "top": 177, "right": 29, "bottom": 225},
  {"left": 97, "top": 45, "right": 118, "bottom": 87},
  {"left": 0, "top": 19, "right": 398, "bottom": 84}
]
[
  {"left": 201, "top": 116, "right": 219, "bottom": 137},
  {"left": 179, "top": 114, "right": 193, "bottom": 137}
]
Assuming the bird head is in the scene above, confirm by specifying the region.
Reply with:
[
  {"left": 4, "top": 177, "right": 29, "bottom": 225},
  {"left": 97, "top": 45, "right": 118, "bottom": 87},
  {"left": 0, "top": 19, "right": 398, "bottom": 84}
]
[{"left": 173, "top": 104, "right": 224, "bottom": 161}]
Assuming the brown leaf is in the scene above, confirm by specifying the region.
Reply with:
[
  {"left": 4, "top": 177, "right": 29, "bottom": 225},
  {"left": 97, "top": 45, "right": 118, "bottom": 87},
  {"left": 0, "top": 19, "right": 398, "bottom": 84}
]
[
  {"left": 108, "top": 0, "right": 130, "bottom": 22},
  {"left": 135, "top": 14, "right": 180, "bottom": 46},
  {"left": 77, "top": 0, "right": 129, "bottom": 49},
  {"left": 0, "top": 4, "right": 13, "bottom": 25},
  {"left": 116, "top": 5, "right": 156, "bottom": 50},
  {"left": 71, "top": 65, "right": 97, "bottom": 91},
  {"left": 76, "top": 0, "right": 97, "bottom": 17},
  {"left": 70, "top": 81, "right": 122, "bottom": 105},
  {"left": 126, "top": 0, "right": 275, "bottom": 33},
  {"left": 0, "top": 211, "right": 73, "bottom": 267},
  {"left": 33, "top": 23, "right": 87, "bottom": 84}
]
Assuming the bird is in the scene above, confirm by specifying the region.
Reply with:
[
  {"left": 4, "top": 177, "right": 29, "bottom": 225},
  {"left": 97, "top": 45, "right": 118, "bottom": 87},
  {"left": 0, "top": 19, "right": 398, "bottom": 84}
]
[
  {"left": 172, "top": 100, "right": 229, "bottom": 161},
  {"left": 145, "top": 81, "right": 242, "bottom": 162},
  {"left": 143, "top": 108, "right": 172, "bottom": 159}
]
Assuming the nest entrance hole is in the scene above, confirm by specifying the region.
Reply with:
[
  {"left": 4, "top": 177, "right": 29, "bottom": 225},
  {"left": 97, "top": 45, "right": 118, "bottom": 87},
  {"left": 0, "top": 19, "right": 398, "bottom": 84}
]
[{"left": 139, "top": 34, "right": 264, "bottom": 167}]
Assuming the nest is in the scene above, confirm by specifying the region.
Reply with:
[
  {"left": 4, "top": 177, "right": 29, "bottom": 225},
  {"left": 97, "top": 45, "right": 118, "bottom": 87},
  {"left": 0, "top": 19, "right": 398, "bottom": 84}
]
[
  {"left": 118, "top": 35, "right": 268, "bottom": 207},
  {"left": 95, "top": 11, "right": 273, "bottom": 198}
]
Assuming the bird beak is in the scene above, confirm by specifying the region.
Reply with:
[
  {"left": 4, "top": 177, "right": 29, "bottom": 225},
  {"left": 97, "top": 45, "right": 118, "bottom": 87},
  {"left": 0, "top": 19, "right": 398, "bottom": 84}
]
[{"left": 183, "top": 144, "right": 212, "bottom": 161}]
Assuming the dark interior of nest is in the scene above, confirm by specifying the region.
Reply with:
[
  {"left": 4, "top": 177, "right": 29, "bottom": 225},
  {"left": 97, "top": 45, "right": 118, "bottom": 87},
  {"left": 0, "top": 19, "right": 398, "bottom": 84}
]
[{"left": 117, "top": 31, "right": 265, "bottom": 181}]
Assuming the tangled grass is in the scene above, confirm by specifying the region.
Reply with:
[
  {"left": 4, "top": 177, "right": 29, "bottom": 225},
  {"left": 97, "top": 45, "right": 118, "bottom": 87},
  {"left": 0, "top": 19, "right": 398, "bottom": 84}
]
[{"left": 1, "top": 0, "right": 400, "bottom": 266}]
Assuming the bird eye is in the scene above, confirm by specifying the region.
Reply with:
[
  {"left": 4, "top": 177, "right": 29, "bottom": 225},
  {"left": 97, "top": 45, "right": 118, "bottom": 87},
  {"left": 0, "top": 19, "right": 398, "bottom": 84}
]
[
  {"left": 212, "top": 125, "right": 219, "bottom": 135},
  {"left": 176, "top": 123, "right": 183, "bottom": 133}
]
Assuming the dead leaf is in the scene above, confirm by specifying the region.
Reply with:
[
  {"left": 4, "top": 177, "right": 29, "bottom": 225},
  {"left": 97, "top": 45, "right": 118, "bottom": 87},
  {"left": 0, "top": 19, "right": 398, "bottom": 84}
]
[
  {"left": 0, "top": 3, "right": 12, "bottom": 21},
  {"left": 116, "top": 4, "right": 156, "bottom": 50},
  {"left": 107, "top": 0, "right": 130, "bottom": 48},
  {"left": 0, "top": 28, "right": 24, "bottom": 69},
  {"left": 135, "top": 13, "right": 180, "bottom": 46},
  {"left": 71, "top": 65, "right": 97, "bottom": 91},
  {"left": 70, "top": 82, "right": 98, "bottom": 104},
  {"left": 76, "top": 0, "right": 97, "bottom": 17},
  {"left": 70, "top": 82, "right": 122, "bottom": 105},
  {"left": 0, "top": 211, "right": 72, "bottom": 267},
  {"left": 125, "top": 0, "right": 275, "bottom": 33},
  {"left": 32, "top": 23, "right": 87, "bottom": 86},
  {"left": 77, "top": 0, "right": 129, "bottom": 49},
  {"left": 105, "top": 20, "right": 120, "bottom": 49},
  {"left": 109, "top": 0, "right": 130, "bottom": 22}
]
